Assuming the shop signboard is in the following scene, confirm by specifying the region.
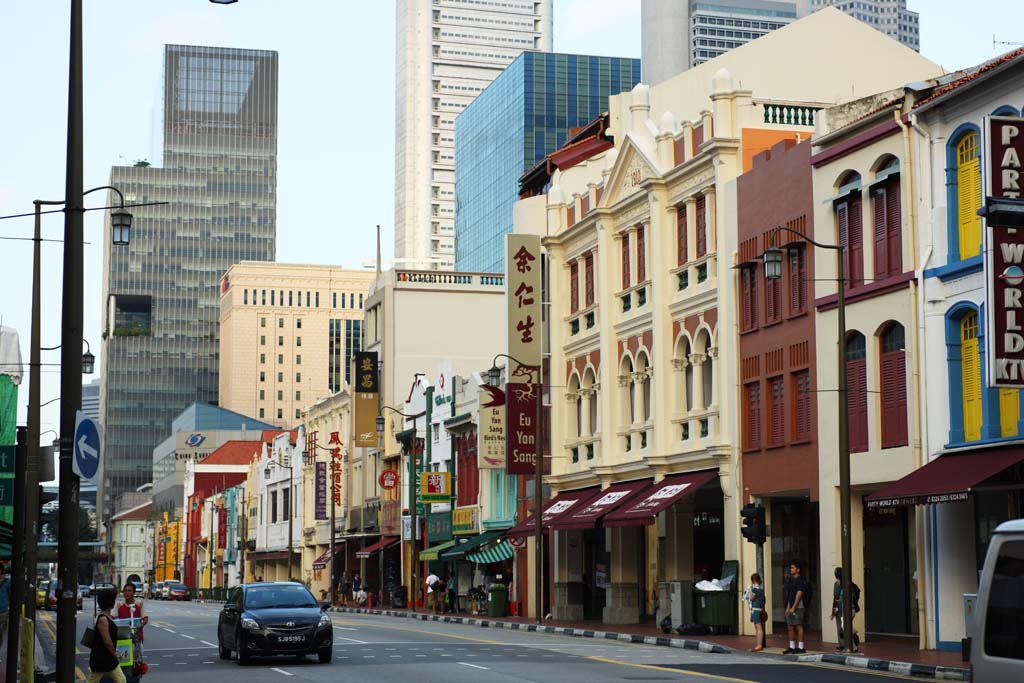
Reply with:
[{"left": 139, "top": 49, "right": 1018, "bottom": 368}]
[
  {"left": 314, "top": 461, "right": 327, "bottom": 520},
  {"left": 452, "top": 507, "right": 478, "bottom": 535},
  {"left": 426, "top": 511, "right": 453, "bottom": 543},
  {"left": 984, "top": 115, "right": 1024, "bottom": 386},
  {"left": 420, "top": 471, "right": 451, "bottom": 503},
  {"left": 354, "top": 351, "right": 379, "bottom": 447},
  {"left": 477, "top": 385, "right": 505, "bottom": 469},
  {"left": 505, "top": 234, "right": 542, "bottom": 476}
]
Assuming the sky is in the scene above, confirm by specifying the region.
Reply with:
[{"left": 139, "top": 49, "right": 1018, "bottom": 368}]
[{"left": 0, "top": 0, "right": 1018, "bottom": 478}]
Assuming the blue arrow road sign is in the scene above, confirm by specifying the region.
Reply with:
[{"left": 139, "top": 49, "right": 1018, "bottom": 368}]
[{"left": 73, "top": 410, "right": 101, "bottom": 482}]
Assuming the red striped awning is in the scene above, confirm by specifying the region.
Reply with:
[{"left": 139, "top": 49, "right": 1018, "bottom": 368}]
[
  {"left": 603, "top": 470, "right": 718, "bottom": 527},
  {"left": 550, "top": 479, "right": 653, "bottom": 531}
]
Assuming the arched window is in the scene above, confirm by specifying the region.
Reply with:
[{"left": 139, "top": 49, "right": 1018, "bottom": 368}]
[
  {"left": 696, "top": 330, "right": 714, "bottom": 410},
  {"left": 836, "top": 173, "right": 864, "bottom": 288},
  {"left": 620, "top": 356, "right": 635, "bottom": 426},
  {"left": 957, "top": 132, "right": 982, "bottom": 259},
  {"left": 637, "top": 353, "right": 652, "bottom": 422},
  {"left": 879, "top": 323, "right": 908, "bottom": 448},
  {"left": 567, "top": 374, "right": 581, "bottom": 439},
  {"left": 583, "top": 368, "right": 599, "bottom": 437},
  {"left": 961, "top": 313, "right": 983, "bottom": 441},
  {"left": 872, "top": 158, "right": 902, "bottom": 279},
  {"left": 846, "top": 332, "right": 868, "bottom": 452}
]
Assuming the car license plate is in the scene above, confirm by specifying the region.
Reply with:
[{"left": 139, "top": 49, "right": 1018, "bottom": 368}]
[{"left": 278, "top": 635, "right": 305, "bottom": 643}]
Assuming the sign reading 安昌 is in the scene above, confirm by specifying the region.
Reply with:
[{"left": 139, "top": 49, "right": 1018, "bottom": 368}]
[
  {"left": 984, "top": 115, "right": 1024, "bottom": 386},
  {"left": 505, "top": 234, "right": 542, "bottom": 476},
  {"left": 354, "top": 351, "right": 379, "bottom": 447}
]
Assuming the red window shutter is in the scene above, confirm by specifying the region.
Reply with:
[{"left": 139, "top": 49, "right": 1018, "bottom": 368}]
[
  {"left": 873, "top": 188, "right": 888, "bottom": 280},
  {"left": 848, "top": 197, "right": 864, "bottom": 288},
  {"left": 570, "top": 261, "right": 579, "bottom": 313},
  {"left": 745, "top": 382, "right": 761, "bottom": 449},
  {"left": 742, "top": 267, "right": 757, "bottom": 331},
  {"left": 886, "top": 178, "right": 902, "bottom": 276},
  {"left": 789, "top": 247, "right": 806, "bottom": 314},
  {"left": 767, "top": 277, "right": 780, "bottom": 323},
  {"left": 696, "top": 196, "right": 707, "bottom": 258},
  {"left": 847, "top": 359, "right": 869, "bottom": 452},
  {"left": 794, "top": 370, "right": 811, "bottom": 442},
  {"left": 770, "top": 376, "right": 785, "bottom": 445},
  {"left": 837, "top": 202, "right": 850, "bottom": 286},
  {"left": 880, "top": 350, "right": 908, "bottom": 448},
  {"left": 637, "top": 226, "right": 647, "bottom": 282},
  {"left": 677, "top": 207, "right": 688, "bottom": 265},
  {"left": 584, "top": 252, "right": 595, "bottom": 306},
  {"left": 622, "top": 232, "right": 631, "bottom": 290}
]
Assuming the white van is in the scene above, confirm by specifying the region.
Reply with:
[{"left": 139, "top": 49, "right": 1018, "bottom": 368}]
[{"left": 971, "top": 519, "right": 1024, "bottom": 682}]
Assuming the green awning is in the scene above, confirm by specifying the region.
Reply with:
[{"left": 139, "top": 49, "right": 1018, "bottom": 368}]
[
  {"left": 440, "top": 530, "right": 504, "bottom": 561},
  {"left": 420, "top": 539, "right": 457, "bottom": 561},
  {"left": 466, "top": 539, "right": 514, "bottom": 564}
]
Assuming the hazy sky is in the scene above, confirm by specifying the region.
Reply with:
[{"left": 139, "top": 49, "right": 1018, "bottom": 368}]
[{"left": 0, "top": 0, "right": 1017, "bottom": 470}]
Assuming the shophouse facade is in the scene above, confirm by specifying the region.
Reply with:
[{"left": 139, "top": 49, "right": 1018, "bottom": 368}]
[
  {"left": 247, "top": 429, "right": 306, "bottom": 582},
  {"left": 110, "top": 501, "right": 152, "bottom": 589},
  {"left": 519, "top": 8, "right": 941, "bottom": 627}
]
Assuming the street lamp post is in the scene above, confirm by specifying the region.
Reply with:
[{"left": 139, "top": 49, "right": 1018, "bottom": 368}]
[
  {"left": 762, "top": 226, "right": 853, "bottom": 653},
  {"left": 488, "top": 353, "right": 543, "bottom": 624}
]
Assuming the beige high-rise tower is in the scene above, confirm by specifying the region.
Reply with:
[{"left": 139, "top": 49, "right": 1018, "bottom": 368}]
[
  {"left": 394, "top": 0, "right": 553, "bottom": 270},
  {"left": 218, "top": 262, "right": 375, "bottom": 427}
]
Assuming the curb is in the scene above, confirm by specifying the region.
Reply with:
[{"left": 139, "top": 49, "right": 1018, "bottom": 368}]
[
  {"left": 334, "top": 607, "right": 732, "bottom": 654},
  {"left": 793, "top": 653, "right": 971, "bottom": 682},
  {"left": 337, "top": 607, "right": 972, "bottom": 681}
]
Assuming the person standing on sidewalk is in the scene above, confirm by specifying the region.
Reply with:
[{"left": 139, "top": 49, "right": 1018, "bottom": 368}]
[
  {"left": 831, "top": 567, "right": 861, "bottom": 652},
  {"left": 87, "top": 589, "right": 125, "bottom": 683},
  {"left": 425, "top": 571, "right": 440, "bottom": 614},
  {"left": 783, "top": 561, "right": 808, "bottom": 654},
  {"left": 338, "top": 571, "right": 350, "bottom": 607},
  {"left": 745, "top": 573, "right": 766, "bottom": 651}
]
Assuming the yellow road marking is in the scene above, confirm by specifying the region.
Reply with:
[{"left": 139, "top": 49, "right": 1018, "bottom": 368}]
[{"left": 584, "top": 655, "right": 759, "bottom": 683}]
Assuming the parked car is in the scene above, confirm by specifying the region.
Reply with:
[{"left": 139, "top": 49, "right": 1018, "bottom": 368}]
[
  {"left": 149, "top": 581, "right": 165, "bottom": 599},
  {"left": 36, "top": 580, "right": 51, "bottom": 609},
  {"left": 168, "top": 583, "right": 190, "bottom": 601},
  {"left": 91, "top": 582, "right": 116, "bottom": 596},
  {"left": 79, "top": 585, "right": 90, "bottom": 600},
  {"left": 159, "top": 583, "right": 173, "bottom": 600},
  {"left": 968, "top": 518, "right": 1024, "bottom": 681},
  {"left": 217, "top": 582, "right": 333, "bottom": 665}
]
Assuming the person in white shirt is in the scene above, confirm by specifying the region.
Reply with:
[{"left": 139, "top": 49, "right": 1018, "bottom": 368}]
[{"left": 426, "top": 572, "right": 440, "bottom": 614}]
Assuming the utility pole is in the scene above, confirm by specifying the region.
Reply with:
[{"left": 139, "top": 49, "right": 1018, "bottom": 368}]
[{"left": 56, "top": 1, "right": 84, "bottom": 679}]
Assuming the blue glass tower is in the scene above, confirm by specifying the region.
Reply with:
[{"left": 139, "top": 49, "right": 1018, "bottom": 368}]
[{"left": 455, "top": 52, "right": 641, "bottom": 273}]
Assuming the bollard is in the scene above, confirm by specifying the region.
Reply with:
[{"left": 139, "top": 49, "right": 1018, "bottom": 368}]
[{"left": 368, "top": 593, "right": 374, "bottom": 609}]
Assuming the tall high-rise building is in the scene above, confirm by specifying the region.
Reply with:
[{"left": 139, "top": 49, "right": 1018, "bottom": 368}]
[
  {"left": 641, "top": 0, "right": 918, "bottom": 83},
  {"left": 218, "top": 262, "right": 375, "bottom": 427},
  {"left": 455, "top": 52, "right": 641, "bottom": 273},
  {"left": 99, "top": 45, "right": 278, "bottom": 515},
  {"left": 395, "top": 0, "right": 553, "bottom": 270},
  {"left": 82, "top": 378, "right": 101, "bottom": 422}
]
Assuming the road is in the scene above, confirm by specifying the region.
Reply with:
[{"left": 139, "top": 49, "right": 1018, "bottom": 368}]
[{"left": 36, "top": 599, "right": 926, "bottom": 683}]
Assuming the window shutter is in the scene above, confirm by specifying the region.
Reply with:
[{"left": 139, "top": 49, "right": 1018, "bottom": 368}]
[
  {"left": 849, "top": 197, "right": 864, "bottom": 287},
  {"left": 770, "top": 377, "right": 785, "bottom": 445},
  {"left": 677, "top": 208, "right": 688, "bottom": 265},
  {"left": 585, "top": 252, "right": 595, "bottom": 306},
  {"left": 837, "top": 202, "right": 850, "bottom": 286},
  {"left": 880, "top": 350, "right": 908, "bottom": 448},
  {"left": 637, "top": 226, "right": 647, "bottom": 282},
  {"left": 789, "top": 248, "right": 799, "bottom": 314},
  {"left": 886, "top": 178, "right": 902, "bottom": 276},
  {"left": 962, "top": 315, "right": 982, "bottom": 441},
  {"left": 745, "top": 382, "right": 761, "bottom": 449},
  {"left": 873, "top": 188, "right": 888, "bottom": 280},
  {"left": 742, "top": 267, "right": 756, "bottom": 331},
  {"left": 570, "top": 261, "right": 579, "bottom": 313},
  {"left": 622, "top": 232, "right": 631, "bottom": 290},
  {"left": 696, "top": 195, "right": 707, "bottom": 258},
  {"left": 958, "top": 134, "right": 982, "bottom": 259},
  {"left": 794, "top": 370, "right": 811, "bottom": 442},
  {"left": 847, "top": 359, "right": 869, "bottom": 452},
  {"left": 999, "top": 389, "right": 1020, "bottom": 438}
]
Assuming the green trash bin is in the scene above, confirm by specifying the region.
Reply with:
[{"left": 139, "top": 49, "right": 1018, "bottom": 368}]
[
  {"left": 487, "top": 583, "right": 508, "bottom": 617},
  {"left": 694, "top": 560, "right": 739, "bottom": 633}
]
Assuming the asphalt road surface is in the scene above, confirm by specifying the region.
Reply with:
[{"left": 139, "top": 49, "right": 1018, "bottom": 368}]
[{"left": 36, "top": 599, "right": 929, "bottom": 683}]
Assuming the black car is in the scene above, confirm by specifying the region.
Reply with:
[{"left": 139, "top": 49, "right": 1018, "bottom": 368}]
[{"left": 217, "top": 582, "right": 332, "bottom": 665}]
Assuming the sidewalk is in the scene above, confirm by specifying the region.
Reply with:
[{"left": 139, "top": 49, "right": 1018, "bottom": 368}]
[{"left": 336, "top": 606, "right": 971, "bottom": 681}]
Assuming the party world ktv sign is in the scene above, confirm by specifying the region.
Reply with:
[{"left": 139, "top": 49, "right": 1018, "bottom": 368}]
[{"left": 985, "top": 115, "right": 1024, "bottom": 387}]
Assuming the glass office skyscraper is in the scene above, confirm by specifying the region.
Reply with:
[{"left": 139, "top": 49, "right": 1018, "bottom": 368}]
[
  {"left": 454, "top": 52, "right": 640, "bottom": 273},
  {"left": 99, "top": 45, "right": 278, "bottom": 515}
]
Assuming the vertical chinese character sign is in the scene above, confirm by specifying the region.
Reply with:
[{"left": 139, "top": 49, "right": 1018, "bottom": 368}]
[
  {"left": 984, "top": 116, "right": 1024, "bottom": 386},
  {"left": 354, "top": 351, "right": 379, "bottom": 447},
  {"left": 315, "top": 461, "right": 327, "bottom": 520},
  {"left": 505, "top": 234, "right": 542, "bottom": 475},
  {"left": 328, "top": 431, "right": 344, "bottom": 507}
]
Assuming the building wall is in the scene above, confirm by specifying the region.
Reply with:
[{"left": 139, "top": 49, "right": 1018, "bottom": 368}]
[
  {"left": 640, "top": 0, "right": 689, "bottom": 84},
  {"left": 219, "top": 263, "right": 375, "bottom": 427},
  {"left": 100, "top": 45, "right": 278, "bottom": 511},
  {"left": 395, "top": 0, "right": 552, "bottom": 270},
  {"left": 455, "top": 52, "right": 641, "bottom": 273},
  {"left": 113, "top": 519, "right": 148, "bottom": 586},
  {"left": 797, "top": 0, "right": 919, "bottom": 51}
]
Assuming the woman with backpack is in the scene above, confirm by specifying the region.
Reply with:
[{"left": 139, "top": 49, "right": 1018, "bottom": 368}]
[
  {"left": 831, "top": 567, "right": 861, "bottom": 652},
  {"left": 87, "top": 588, "right": 125, "bottom": 683}
]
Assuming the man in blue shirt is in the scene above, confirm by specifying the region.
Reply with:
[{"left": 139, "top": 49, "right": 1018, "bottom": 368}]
[{"left": 0, "top": 564, "right": 10, "bottom": 648}]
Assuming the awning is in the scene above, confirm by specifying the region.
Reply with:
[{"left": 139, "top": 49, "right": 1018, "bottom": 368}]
[
  {"left": 247, "top": 550, "right": 290, "bottom": 562},
  {"left": 604, "top": 470, "right": 718, "bottom": 527},
  {"left": 356, "top": 536, "right": 400, "bottom": 558},
  {"left": 506, "top": 486, "right": 600, "bottom": 538},
  {"left": 420, "top": 539, "right": 457, "bottom": 561},
  {"left": 865, "top": 449, "right": 1024, "bottom": 508},
  {"left": 467, "top": 539, "right": 514, "bottom": 564},
  {"left": 551, "top": 479, "right": 653, "bottom": 531},
  {"left": 440, "top": 530, "right": 504, "bottom": 561},
  {"left": 312, "top": 542, "right": 345, "bottom": 570}
]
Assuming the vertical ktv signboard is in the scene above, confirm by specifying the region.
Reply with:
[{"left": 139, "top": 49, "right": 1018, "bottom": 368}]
[
  {"left": 505, "top": 234, "right": 542, "bottom": 475},
  {"left": 984, "top": 115, "right": 1024, "bottom": 386}
]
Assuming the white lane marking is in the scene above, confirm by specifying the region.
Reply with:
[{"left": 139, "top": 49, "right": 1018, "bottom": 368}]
[
  {"left": 165, "top": 629, "right": 177, "bottom": 633},
  {"left": 335, "top": 636, "right": 368, "bottom": 644},
  {"left": 270, "top": 667, "right": 294, "bottom": 676},
  {"left": 458, "top": 662, "right": 489, "bottom": 670},
  {"left": 201, "top": 640, "right": 216, "bottom": 647},
  {"left": 334, "top": 626, "right": 358, "bottom": 631},
  {"left": 180, "top": 634, "right": 196, "bottom": 640}
]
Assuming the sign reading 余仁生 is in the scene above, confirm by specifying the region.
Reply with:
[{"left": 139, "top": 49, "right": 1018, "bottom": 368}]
[{"left": 505, "top": 234, "right": 542, "bottom": 476}]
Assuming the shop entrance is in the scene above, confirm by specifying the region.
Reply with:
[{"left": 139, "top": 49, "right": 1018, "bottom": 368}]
[
  {"left": 769, "top": 499, "right": 820, "bottom": 631},
  {"left": 582, "top": 527, "right": 608, "bottom": 620},
  {"left": 864, "top": 506, "right": 916, "bottom": 636}
]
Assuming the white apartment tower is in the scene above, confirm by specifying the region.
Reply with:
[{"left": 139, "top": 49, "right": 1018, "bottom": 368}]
[{"left": 395, "top": 0, "right": 553, "bottom": 270}]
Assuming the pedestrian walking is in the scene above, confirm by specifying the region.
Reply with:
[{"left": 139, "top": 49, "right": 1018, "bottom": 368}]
[
  {"left": 0, "top": 565, "right": 10, "bottom": 650},
  {"left": 744, "top": 573, "right": 766, "bottom": 651},
  {"left": 87, "top": 589, "right": 125, "bottom": 683},
  {"left": 351, "top": 572, "right": 361, "bottom": 603},
  {"left": 338, "top": 571, "right": 351, "bottom": 607},
  {"left": 425, "top": 571, "right": 441, "bottom": 614},
  {"left": 445, "top": 574, "right": 457, "bottom": 614},
  {"left": 782, "top": 561, "right": 809, "bottom": 654},
  {"left": 831, "top": 567, "right": 861, "bottom": 652}
]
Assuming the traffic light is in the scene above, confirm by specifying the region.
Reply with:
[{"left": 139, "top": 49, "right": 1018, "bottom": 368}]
[{"left": 740, "top": 504, "right": 766, "bottom": 545}]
